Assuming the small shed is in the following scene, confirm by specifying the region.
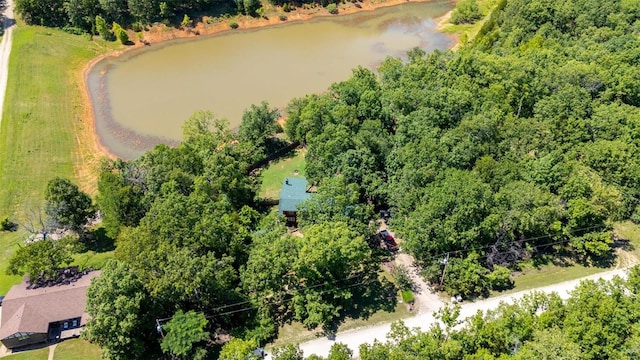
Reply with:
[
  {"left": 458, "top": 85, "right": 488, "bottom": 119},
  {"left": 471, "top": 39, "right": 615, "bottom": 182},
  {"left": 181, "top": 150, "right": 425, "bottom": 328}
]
[{"left": 278, "top": 177, "right": 311, "bottom": 226}]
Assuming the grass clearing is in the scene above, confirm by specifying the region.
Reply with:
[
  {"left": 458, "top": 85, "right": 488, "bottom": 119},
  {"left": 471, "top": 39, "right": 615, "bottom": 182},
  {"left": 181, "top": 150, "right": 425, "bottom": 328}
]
[
  {"left": 0, "top": 24, "right": 120, "bottom": 295},
  {"left": 614, "top": 221, "right": 640, "bottom": 267},
  {"left": 5, "top": 346, "right": 49, "bottom": 360},
  {"left": 439, "top": 0, "right": 500, "bottom": 49},
  {"left": 489, "top": 222, "right": 640, "bottom": 296},
  {"left": 504, "top": 262, "right": 610, "bottom": 295},
  {"left": 52, "top": 339, "right": 102, "bottom": 360},
  {"left": 259, "top": 148, "right": 306, "bottom": 199},
  {"left": 271, "top": 302, "right": 410, "bottom": 348},
  {"left": 71, "top": 250, "right": 116, "bottom": 271}
]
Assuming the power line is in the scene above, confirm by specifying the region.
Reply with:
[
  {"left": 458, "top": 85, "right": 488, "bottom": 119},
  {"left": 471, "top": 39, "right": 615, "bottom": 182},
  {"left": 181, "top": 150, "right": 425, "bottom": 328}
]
[
  {"left": 210, "top": 278, "right": 376, "bottom": 319},
  {"left": 156, "top": 273, "right": 373, "bottom": 326},
  {"left": 416, "top": 223, "right": 608, "bottom": 265}
]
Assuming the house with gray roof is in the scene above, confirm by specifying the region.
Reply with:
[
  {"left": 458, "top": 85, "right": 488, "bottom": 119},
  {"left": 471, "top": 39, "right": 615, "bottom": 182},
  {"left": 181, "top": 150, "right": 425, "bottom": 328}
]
[
  {"left": 0, "top": 270, "right": 100, "bottom": 350},
  {"left": 278, "top": 177, "right": 312, "bottom": 226}
]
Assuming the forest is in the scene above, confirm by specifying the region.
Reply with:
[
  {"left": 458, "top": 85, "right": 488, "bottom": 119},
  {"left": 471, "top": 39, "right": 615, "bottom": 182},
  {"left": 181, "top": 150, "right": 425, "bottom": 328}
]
[
  {"left": 15, "top": 0, "right": 334, "bottom": 32},
  {"left": 5, "top": 0, "right": 640, "bottom": 358}
]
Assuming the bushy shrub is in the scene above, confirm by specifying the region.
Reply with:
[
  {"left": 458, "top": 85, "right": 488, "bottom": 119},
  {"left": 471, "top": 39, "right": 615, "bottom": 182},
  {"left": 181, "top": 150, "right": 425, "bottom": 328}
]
[
  {"left": 62, "top": 26, "right": 85, "bottom": 35},
  {"left": 181, "top": 14, "right": 192, "bottom": 29},
  {"left": 326, "top": 3, "right": 338, "bottom": 14},
  {"left": 401, "top": 290, "right": 414, "bottom": 303},
  {"left": 1, "top": 216, "right": 17, "bottom": 231},
  {"left": 451, "top": 0, "right": 481, "bottom": 24},
  {"left": 632, "top": 206, "right": 640, "bottom": 224},
  {"left": 95, "top": 15, "right": 114, "bottom": 41},
  {"left": 112, "top": 22, "right": 129, "bottom": 44},
  {"left": 282, "top": 3, "right": 292, "bottom": 12},
  {"left": 392, "top": 264, "right": 415, "bottom": 291},
  {"left": 244, "top": 0, "right": 262, "bottom": 16},
  {"left": 487, "top": 265, "right": 514, "bottom": 291},
  {"left": 229, "top": 21, "right": 239, "bottom": 29},
  {"left": 131, "top": 22, "right": 145, "bottom": 32},
  {"left": 279, "top": 14, "right": 287, "bottom": 21}
]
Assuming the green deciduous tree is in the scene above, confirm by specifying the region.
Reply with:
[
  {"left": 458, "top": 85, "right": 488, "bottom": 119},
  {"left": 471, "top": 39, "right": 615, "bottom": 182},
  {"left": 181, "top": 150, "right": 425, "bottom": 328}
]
[
  {"left": 95, "top": 15, "right": 114, "bottom": 40},
  {"left": 238, "top": 101, "right": 281, "bottom": 159},
  {"left": 65, "top": 0, "right": 100, "bottom": 30},
  {"left": 297, "top": 175, "right": 374, "bottom": 236},
  {"left": 112, "top": 22, "right": 129, "bottom": 44},
  {"left": 451, "top": 0, "right": 481, "bottom": 24},
  {"left": 6, "top": 238, "right": 74, "bottom": 281},
  {"left": 45, "top": 177, "right": 94, "bottom": 234},
  {"left": 327, "top": 343, "right": 353, "bottom": 360},
  {"left": 219, "top": 338, "right": 261, "bottom": 360},
  {"left": 84, "top": 260, "right": 155, "bottom": 360},
  {"left": 160, "top": 310, "right": 209, "bottom": 360},
  {"left": 15, "top": 0, "right": 67, "bottom": 26},
  {"left": 243, "top": 0, "right": 261, "bottom": 16},
  {"left": 272, "top": 344, "right": 304, "bottom": 360}
]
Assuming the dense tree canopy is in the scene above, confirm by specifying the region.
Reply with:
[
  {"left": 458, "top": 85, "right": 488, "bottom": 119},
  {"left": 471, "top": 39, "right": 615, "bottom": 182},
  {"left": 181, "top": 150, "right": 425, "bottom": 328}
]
[
  {"left": 86, "top": 108, "right": 379, "bottom": 357},
  {"left": 282, "top": 0, "right": 640, "bottom": 295},
  {"left": 16, "top": 0, "right": 230, "bottom": 29},
  {"left": 82, "top": 0, "right": 640, "bottom": 357}
]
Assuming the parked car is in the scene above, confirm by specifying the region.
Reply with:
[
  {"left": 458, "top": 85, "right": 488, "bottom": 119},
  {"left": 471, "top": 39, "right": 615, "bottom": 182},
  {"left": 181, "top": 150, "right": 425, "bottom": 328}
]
[
  {"left": 379, "top": 230, "right": 398, "bottom": 252},
  {"left": 0, "top": 295, "right": 4, "bottom": 306},
  {"left": 379, "top": 209, "right": 391, "bottom": 223}
]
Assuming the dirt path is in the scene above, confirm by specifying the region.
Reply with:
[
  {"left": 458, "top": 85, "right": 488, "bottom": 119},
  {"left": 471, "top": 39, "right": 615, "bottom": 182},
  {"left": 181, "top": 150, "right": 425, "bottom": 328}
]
[
  {"left": 393, "top": 252, "right": 444, "bottom": 314},
  {"left": 0, "top": 0, "right": 15, "bottom": 127},
  {"left": 47, "top": 344, "right": 57, "bottom": 360},
  {"left": 381, "top": 223, "right": 444, "bottom": 314}
]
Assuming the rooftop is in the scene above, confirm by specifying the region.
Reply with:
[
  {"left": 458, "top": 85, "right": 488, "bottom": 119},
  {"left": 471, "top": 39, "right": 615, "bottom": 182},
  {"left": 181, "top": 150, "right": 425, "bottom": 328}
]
[
  {"left": 0, "top": 271, "right": 101, "bottom": 340},
  {"left": 279, "top": 177, "right": 311, "bottom": 213}
]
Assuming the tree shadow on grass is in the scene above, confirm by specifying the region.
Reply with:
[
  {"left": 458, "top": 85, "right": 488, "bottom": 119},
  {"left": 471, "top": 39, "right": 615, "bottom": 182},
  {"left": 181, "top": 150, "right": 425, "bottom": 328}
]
[
  {"left": 81, "top": 226, "right": 115, "bottom": 253},
  {"left": 322, "top": 277, "right": 398, "bottom": 335}
]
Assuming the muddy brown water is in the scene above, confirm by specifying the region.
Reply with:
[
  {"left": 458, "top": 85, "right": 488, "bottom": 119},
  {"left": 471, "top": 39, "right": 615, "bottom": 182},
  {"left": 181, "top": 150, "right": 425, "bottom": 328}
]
[{"left": 88, "top": 0, "right": 455, "bottom": 159}]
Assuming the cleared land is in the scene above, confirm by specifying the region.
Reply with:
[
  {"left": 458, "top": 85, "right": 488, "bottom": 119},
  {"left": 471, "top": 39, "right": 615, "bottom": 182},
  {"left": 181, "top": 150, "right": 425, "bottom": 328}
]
[
  {"left": 4, "top": 346, "right": 48, "bottom": 360},
  {"left": 52, "top": 339, "right": 102, "bottom": 360},
  {"left": 438, "top": 0, "right": 500, "bottom": 49},
  {"left": 0, "top": 24, "right": 119, "bottom": 294},
  {"left": 259, "top": 148, "right": 307, "bottom": 200}
]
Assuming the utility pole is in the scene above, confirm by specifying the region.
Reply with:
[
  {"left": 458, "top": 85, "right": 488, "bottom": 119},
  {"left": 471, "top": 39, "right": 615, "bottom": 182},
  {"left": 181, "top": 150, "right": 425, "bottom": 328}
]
[
  {"left": 156, "top": 319, "right": 164, "bottom": 338},
  {"left": 440, "top": 253, "right": 450, "bottom": 288}
]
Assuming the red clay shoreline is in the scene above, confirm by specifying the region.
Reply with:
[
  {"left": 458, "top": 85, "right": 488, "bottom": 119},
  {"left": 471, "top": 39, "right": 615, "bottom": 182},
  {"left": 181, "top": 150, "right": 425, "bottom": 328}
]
[{"left": 81, "top": 0, "right": 456, "bottom": 159}]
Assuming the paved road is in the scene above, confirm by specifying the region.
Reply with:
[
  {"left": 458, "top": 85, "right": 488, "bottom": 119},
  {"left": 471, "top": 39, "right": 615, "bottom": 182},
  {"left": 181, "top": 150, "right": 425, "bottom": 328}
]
[
  {"left": 0, "top": 0, "right": 15, "bottom": 126},
  {"left": 282, "top": 268, "right": 629, "bottom": 359}
]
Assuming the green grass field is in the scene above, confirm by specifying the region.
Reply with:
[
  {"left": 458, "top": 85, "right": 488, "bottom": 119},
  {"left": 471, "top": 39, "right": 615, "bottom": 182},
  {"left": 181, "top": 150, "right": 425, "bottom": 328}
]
[
  {"left": 440, "top": 0, "right": 500, "bottom": 49},
  {"left": 491, "top": 222, "right": 640, "bottom": 296},
  {"left": 258, "top": 148, "right": 306, "bottom": 200},
  {"left": 0, "top": 24, "right": 120, "bottom": 295},
  {"left": 52, "top": 339, "right": 102, "bottom": 360},
  {"left": 5, "top": 347, "right": 49, "bottom": 360},
  {"left": 271, "top": 298, "right": 410, "bottom": 348}
]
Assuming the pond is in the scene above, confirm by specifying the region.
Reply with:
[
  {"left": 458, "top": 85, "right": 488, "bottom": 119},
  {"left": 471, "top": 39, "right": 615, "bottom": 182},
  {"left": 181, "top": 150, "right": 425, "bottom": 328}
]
[{"left": 88, "top": 0, "right": 455, "bottom": 159}]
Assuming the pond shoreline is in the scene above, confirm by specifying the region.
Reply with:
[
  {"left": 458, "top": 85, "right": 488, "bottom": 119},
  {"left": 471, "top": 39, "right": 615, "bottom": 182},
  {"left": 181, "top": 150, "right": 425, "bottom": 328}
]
[{"left": 82, "top": 0, "right": 457, "bottom": 159}]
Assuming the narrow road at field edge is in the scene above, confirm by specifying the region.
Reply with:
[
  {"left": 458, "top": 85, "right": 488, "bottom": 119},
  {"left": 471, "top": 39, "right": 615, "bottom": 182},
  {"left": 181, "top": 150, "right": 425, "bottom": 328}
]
[
  {"left": 0, "top": 0, "right": 15, "bottom": 128},
  {"left": 273, "top": 268, "right": 630, "bottom": 359}
]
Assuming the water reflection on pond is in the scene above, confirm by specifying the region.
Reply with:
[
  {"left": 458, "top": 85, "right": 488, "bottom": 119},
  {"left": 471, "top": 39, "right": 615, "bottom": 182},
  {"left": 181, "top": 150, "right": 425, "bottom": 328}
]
[{"left": 88, "top": 0, "right": 455, "bottom": 159}]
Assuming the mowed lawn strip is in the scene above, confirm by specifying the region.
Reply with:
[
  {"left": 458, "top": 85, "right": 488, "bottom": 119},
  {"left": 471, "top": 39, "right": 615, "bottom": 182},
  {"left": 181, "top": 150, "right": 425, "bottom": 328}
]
[
  {"left": 259, "top": 148, "right": 307, "bottom": 200},
  {"left": 52, "top": 338, "right": 102, "bottom": 360},
  {"left": 4, "top": 346, "right": 49, "bottom": 360},
  {"left": 0, "top": 24, "right": 120, "bottom": 294}
]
